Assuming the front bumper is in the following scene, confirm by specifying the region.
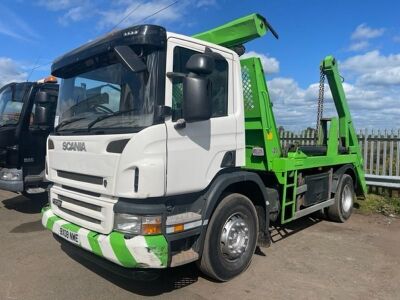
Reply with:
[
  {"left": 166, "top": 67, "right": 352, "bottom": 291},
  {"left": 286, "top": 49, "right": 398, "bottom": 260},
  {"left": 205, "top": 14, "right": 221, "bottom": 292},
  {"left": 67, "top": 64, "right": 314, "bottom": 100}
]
[
  {"left": 0, "top": 168, "right": 23, "bottom": 192},
  {"left": 42, "top": 207, "right": 168, "bottom": 269}
]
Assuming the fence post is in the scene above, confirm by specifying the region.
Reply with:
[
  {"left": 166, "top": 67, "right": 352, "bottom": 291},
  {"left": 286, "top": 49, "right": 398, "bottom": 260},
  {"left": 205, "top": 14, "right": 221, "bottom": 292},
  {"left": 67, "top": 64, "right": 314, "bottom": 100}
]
[
  {"left": 376, "top": 130, "right": 381, "bottom": 175},
  {"left": 363, "top": 128, "right": 368, "bottom": 170},
  {"left": 369, "top": 130, "right": 374, "bottom": 175},
  {"left": 382, "top": 129, "right": 387, "bottom": 176},
  {"left": 389, "top": 129, "right": 394, "bottom": 176}
]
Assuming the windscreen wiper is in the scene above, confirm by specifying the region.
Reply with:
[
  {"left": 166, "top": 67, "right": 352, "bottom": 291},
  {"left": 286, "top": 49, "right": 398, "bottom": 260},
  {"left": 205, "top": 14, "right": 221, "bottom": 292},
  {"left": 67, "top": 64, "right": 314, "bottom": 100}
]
[
  {"left": 55, "top": 117, "right": 86, "bottom": 131},
  {"left": 87, "top": 109, "right": 137, "bottom": 131}
]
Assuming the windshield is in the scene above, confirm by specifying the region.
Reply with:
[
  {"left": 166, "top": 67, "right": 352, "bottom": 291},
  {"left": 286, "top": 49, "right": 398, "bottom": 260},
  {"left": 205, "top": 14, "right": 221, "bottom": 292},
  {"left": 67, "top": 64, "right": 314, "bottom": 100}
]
[
  {"left": 56, "top": 51, "right": 159, "bottom": 133},
  {"left": 0, "top": 83, "right": 31, "bottom": 127}
]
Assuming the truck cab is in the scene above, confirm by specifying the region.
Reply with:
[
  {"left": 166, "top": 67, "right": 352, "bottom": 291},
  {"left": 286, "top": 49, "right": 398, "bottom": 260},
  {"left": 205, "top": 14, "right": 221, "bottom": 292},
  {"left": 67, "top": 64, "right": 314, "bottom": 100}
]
[
  {"left": 0, "top": 79, "right": 58, "bottom": 194},
  {"left": 43, "top": 14, "right": 365, "bottom": 281}
]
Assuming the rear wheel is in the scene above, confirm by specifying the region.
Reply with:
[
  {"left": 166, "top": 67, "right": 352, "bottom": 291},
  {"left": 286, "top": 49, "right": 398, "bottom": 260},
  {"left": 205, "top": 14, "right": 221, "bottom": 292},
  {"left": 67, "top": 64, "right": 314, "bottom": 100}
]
[
  {"left": 198, "top": 193, "right": 258, "bottom": 281},
  {"left": 327, "top": 174, "right": 354, "bottom": 222}
]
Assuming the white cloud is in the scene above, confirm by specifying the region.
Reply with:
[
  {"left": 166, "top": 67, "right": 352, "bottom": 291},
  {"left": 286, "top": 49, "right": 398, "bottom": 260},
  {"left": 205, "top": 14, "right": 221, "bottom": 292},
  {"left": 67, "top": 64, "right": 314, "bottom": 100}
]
[
  {"left": 242, "top": 51, "right": 280, "bottom": 74},
  {"left": 37, "top": 0, "right": 82, "bottom": 11},
  {"left": 0, "top": 22, "right": 26, "bottom": 41},
  {"left": 0, "top": 58, "right": 27, "bottom": 88},
  {"left": 351, "top": 23, "right": 385, "bottom": 40},
  {"left": 58, "top": 5, "right": 93, "bottom": 26},
  {"left": 37, "top": 0, "right": 95, "bottom": 26},
  {"left": 347, "top": 24, "right": 385, "bottom": 53},
  {"left": 195, "top": 0, "right": 217, "bottom": 8},
  {"left": 267, "top": 66, "right": 400, "bottom": 130},
  {"left": 0, "top": 4, "right": 40, "bottom": 42},
  {"left": 268, "top": 77, "right": 304, "bottom": 104},
  {"left": 98, "top": 0, "right": 184, "bottom": 29},
  {"left": 348, "top": 40, "right": 369, "bottom": 52},
  {"left": 393, "top": 35, "right": 400, "bottom": 43},
  {"left": 38, "top": 0, "right": 216, "bottom": 28},
  {"left": 358, "top": 66, "right": 400, "bottom": 86},
  {"left": 340, "top": 50, "right": 400, "bottom": 86}
]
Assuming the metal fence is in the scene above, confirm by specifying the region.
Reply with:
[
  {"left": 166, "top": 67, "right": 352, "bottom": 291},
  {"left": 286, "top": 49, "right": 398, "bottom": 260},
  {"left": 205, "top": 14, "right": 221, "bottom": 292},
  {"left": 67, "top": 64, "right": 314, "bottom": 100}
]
[{"left": 279, "top": 128, "right": 400, "bottom": 189}]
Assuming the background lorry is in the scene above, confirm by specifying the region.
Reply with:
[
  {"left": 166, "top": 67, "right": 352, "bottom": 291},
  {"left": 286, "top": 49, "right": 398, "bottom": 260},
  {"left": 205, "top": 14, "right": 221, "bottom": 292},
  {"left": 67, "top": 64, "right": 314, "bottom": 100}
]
[
  {"left": 0, "top": 77, "right": 58, "bottom": 196},
  {"left": 42, "top": 13, "right": 366, "bottom": 281}
]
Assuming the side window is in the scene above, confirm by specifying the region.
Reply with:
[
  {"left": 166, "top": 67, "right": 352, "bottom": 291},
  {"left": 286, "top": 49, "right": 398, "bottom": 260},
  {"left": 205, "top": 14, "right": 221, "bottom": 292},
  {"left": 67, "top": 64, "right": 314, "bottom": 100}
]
[{"left": 172, "top": 46, "right": 229, "bottom": 121}]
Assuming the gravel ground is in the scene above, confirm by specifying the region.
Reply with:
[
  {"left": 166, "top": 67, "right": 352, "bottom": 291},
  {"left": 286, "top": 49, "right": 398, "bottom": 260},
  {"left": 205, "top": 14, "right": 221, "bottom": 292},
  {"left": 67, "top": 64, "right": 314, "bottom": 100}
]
[{"left": 1, "top": 189, "right": 399, "bottom": 300}]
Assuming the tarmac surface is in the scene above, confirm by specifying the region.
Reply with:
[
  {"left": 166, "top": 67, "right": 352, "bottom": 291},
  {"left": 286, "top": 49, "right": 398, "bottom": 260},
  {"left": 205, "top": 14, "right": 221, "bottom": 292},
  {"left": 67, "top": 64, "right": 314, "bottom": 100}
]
[{"left": 1, "top": 189, "right": 399, "bottom": 300}]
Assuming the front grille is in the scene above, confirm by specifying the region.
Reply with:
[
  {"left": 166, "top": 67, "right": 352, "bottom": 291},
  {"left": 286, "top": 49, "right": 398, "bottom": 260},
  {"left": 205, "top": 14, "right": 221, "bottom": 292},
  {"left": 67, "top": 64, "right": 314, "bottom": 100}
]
[
  {"left": 58, "top": 206, "right": 101, "bottom": 224},
  {"left": 51, "top": 187, "right": 115, "bottom": 234},
  {"left": 62, "top": 185, "right": 101, "bottom": 197},
  {"left": 58, "top": 194, "right": 101, "bottom": 212},
  {"left": 57, "top": 170, "right": 103, "bottom": 185}
]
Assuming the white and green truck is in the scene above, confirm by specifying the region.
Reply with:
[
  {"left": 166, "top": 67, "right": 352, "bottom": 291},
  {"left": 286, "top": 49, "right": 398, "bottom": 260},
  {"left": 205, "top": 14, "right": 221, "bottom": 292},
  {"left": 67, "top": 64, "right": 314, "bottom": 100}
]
[{"left": 42, "top": 14, "right": 366, "bottom": 281}]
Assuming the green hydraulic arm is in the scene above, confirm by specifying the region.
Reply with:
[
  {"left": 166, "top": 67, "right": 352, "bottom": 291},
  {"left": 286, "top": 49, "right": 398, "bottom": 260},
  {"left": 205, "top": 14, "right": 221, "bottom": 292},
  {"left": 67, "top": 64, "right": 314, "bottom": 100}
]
[
  {"left": 193, "top": 13, "right": 278, "bottom": 49},
  {"left": 322, "top": 56, "right": 367, "bottom": 195}
]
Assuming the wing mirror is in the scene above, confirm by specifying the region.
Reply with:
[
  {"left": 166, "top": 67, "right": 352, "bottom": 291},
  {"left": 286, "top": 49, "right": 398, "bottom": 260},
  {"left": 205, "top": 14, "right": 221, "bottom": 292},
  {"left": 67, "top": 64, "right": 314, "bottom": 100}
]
[
  {"left": 168, "top": 53, "right": 215, "bottom": 124},
  {"left": 35, "top": 91, "right": 56, "bottom": 104},
  {"left": 33, "top": 91, "right": 57, "bottom": 127}
]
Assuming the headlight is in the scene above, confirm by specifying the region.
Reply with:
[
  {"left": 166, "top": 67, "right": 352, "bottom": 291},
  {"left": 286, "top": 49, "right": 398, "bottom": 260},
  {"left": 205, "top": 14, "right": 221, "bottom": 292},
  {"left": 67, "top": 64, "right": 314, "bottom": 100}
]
[
  {"left": 0, "top": 169, "right": 21, "bottom": 181},
  {"left": 114, "top": 214, "right": 162, "bottom": 235}
]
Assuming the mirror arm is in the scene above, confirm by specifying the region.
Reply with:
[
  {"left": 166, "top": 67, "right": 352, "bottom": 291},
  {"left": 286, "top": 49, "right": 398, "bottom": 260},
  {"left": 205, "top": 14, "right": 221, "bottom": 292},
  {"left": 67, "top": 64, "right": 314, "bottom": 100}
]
[
  {"left": 174, "top": 118, "right": 186, "bottom": 130},
  {"left": 166, "top": 72, "right": 187, "bottom": 79}
]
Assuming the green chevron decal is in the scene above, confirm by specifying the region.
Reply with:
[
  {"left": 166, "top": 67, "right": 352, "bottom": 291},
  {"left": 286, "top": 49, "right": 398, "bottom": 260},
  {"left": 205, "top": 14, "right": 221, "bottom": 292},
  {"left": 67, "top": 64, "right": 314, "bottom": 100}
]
[{"left": 41, "top": 207, "right": 168, "bottom": 269}]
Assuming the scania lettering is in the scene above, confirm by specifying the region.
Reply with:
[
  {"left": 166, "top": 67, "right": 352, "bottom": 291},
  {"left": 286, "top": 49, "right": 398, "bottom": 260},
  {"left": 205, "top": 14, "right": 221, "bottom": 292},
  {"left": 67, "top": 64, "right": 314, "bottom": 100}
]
[
  {"left": 0, "top": 77, "right": 58, "bottom": 196},
  {"left": 62, "top": 142, "right": 87, "bottom": 152},
  {"left": 42, "top": 14, "right": 366, "bottom": 281}
]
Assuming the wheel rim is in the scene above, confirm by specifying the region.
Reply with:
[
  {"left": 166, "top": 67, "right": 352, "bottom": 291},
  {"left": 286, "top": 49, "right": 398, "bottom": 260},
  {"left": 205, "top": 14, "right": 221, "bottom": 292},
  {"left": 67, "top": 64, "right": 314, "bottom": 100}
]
[
  {"left": 220, "top": 213, "right": 250, "bottom": 261},
  {"left": 342, "top": 184, "right": 353, "bottom": 213}
]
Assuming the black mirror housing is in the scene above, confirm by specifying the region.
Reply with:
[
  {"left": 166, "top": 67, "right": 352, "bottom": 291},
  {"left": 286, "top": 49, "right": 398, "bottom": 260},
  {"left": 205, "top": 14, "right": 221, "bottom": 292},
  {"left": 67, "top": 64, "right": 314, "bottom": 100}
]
[
  {"left": 186, "top": 54, "right": 214, "bottom": 75},
  {"left": 183, "top": 76, "right": 212, "bottom": 122},
  {"left": 33, "top": 91, "right": 56, "bottom": 126},
  {"left": 35, "top": 91, "right": 54, "bottom": 104},
  {"left": 34, "top": 105, "right": 50, "bottom": 126}
]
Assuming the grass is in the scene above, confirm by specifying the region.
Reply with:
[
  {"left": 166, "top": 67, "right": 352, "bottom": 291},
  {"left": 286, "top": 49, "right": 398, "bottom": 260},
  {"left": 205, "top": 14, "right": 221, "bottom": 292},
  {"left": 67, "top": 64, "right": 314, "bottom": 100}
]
[{"left": 355, "top": 194, "right": 400, "bottom": 217}]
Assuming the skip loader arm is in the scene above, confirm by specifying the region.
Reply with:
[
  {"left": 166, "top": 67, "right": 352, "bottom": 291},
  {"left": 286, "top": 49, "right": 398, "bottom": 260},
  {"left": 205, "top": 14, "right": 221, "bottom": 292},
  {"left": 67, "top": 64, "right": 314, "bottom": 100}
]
[{"left": 322, "top": 56, "right": 367, "bottom": 195}]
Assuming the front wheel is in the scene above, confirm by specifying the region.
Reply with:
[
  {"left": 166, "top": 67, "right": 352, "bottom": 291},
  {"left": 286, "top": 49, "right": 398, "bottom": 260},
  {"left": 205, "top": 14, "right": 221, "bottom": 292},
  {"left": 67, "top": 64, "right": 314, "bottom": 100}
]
[
  {"left": 327, "top": 174, "right": 354, "bottom": 222},
  {"left": 198, "top": 193, "right": 258, "bottom": 281}
]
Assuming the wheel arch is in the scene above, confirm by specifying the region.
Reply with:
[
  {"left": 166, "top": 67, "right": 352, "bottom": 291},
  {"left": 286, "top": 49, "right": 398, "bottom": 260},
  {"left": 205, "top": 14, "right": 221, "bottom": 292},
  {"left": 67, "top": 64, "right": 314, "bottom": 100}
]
[
  {"left": 194, "top": 170, "right": 271, "bottom": 255},
  {"left": 332, "top": 164, "right": 357, "bottom": 194}
]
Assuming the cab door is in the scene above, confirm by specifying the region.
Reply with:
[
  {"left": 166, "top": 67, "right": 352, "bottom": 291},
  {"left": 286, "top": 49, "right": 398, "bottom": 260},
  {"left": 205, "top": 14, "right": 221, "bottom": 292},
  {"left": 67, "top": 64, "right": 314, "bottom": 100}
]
[
  {"left": 165, "top": 37, "right": 237, "bottom": 196},
  {"left": 21, "top": 86, "right": 58, "bottom": 180}
]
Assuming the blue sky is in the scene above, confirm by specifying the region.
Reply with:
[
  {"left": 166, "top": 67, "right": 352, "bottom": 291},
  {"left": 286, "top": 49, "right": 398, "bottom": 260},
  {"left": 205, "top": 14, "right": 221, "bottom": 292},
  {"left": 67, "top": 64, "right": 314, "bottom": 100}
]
[{"left": 0, "top": 0, "right": 399, "bottom": 130}]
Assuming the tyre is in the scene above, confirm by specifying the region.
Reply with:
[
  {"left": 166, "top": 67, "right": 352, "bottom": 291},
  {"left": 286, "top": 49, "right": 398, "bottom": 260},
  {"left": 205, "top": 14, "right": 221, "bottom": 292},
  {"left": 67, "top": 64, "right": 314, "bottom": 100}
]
[
  {"left": 198, "top": 193, "right": 258, "bottom": 281},
  {"left": 21, "top": 191, "right": 47, "bottom": 201},
  {"left": 327, "top": 174, "right": 354, "bottom": 222}
]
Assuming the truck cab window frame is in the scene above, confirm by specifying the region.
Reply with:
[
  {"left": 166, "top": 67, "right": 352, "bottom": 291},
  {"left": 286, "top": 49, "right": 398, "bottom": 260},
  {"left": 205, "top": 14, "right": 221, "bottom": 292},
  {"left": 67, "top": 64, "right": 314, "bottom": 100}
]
[{"left": 171, "top": 46, "right": 229, "bottom": 121}]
